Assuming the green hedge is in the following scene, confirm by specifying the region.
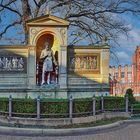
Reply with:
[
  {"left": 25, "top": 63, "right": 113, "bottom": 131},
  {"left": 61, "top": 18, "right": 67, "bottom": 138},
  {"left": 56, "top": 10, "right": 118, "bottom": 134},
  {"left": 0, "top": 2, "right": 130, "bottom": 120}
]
[
  {"left": 0, "top": 98, "right": 8, "bottom": 112},
  {"left": 40, "top": 99, "right": 68, "bottom": 118},
  {"left": 132, "top": 104, "right": 140, "bottom": 109},
  {"left": 0, "top": 96, "right": 126, "bottom": 118},
  {"left": 73, "top": 98, "right": 92, "bottom": 117},
  {"left": 12, "top": 99, "right": 36, "bottom": 113},
  {"left": 131, "top": 102, "right": 140, "bottom": 114},
  {"left": 104, "top": 97, "right": 125, "bottom": 110}
]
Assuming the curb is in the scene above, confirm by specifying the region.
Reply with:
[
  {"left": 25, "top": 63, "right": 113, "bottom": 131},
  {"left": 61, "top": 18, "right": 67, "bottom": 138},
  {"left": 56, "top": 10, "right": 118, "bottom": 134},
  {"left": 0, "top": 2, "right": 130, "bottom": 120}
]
[{"left": 0, "top": 120, "right": 139, "bottom": 136}]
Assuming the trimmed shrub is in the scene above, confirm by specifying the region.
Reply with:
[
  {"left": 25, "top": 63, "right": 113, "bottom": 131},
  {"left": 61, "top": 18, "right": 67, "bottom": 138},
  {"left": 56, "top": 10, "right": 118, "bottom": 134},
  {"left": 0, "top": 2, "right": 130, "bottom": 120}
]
[
  {"left": 96, "top": 98, "right": 101, "bottom": 111},
  {"left": 12, "top": 99, "right": 36, "bottom": 117},
  {"left": 40, "top": 99, "right": 68, "bottom": 118},
  {"left": 131, "top": 103, "right": 140, "bottom": 114},
  {"left": 126, "top": 88, "right": 135, "bottom": 105},
  {"left": 0, "top": 98, "right": 8, "bottom": 112},
  {"left": 104, "top": 97, "right": 125, "bottom": 111},
  {"left": 0, "top": 96, "right": 126, "bottom": 118},
  {"left": 73, "top": 98, "right": 92, "bottom": 117},
  {"left": 132, "top": 103, "right": 140, "bottom": 109}
]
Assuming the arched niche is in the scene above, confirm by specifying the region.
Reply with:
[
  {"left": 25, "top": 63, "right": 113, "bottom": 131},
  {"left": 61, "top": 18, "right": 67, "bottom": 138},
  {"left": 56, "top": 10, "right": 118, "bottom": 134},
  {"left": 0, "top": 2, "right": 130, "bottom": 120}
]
[
  {"left": 26, "top": 14, "right": 69, "bottom": 88},
  {"left": 36, "top": 33, "right": 59, "bottom": 85}
]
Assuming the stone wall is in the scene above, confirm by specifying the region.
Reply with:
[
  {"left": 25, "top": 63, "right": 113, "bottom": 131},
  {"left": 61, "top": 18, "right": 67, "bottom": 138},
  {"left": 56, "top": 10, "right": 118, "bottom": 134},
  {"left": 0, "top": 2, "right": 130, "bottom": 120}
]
[
  {"left": 67, "top": 45, "right": 110, "bottom": 98},
  {"left": 0, "top": 46, "right": 28, "bottom": 87}
]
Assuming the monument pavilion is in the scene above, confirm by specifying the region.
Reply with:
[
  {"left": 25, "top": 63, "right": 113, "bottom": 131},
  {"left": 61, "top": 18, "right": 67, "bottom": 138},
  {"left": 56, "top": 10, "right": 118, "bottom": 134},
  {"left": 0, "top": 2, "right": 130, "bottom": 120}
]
[{"left": 0, "top": 14, "right": 110, "bottom": 98}]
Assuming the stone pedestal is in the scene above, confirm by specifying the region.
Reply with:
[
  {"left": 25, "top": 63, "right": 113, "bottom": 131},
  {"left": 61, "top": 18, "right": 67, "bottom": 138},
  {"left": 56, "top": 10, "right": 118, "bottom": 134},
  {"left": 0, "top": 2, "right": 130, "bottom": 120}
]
[
  {"left": 59, "top": 45, "right": 67, "bottom": 89},
  {"left": 28, "top": 46, "right": 36, "bottom": 88}
]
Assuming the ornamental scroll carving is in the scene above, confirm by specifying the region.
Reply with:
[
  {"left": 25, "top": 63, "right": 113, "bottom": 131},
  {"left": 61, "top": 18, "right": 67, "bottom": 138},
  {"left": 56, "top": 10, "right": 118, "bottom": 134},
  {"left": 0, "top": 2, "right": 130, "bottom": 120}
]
[
  {"left": 59, "top": 28, "right": 66, "bottom": 45},
  {"left": 29, "top": 27, "right": 43, "bottom": 45}
]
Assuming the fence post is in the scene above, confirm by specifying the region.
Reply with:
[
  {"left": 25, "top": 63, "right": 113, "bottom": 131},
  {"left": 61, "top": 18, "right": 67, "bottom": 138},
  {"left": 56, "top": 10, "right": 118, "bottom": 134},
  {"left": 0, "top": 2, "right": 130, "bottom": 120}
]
[
  {"left": 131, "top": 106, "right": 133, "bottom": 115},
  {"left": 9, "top": 95, "right": 12, "bottom": 118},
  {"left": 92, "top": 95, "right": 96, "bottom": 116},
  {"left": 101, "top": 95, "right": 104, "bottom": 112},
  {"left": 37, "top": 96, "right": 40, "bottom": 119},
  {"left": 125, "top": 94, "right": 129, "bottom": 112},
  {"left": 69, "top": 95, "right": 73, "bottom": 119}
]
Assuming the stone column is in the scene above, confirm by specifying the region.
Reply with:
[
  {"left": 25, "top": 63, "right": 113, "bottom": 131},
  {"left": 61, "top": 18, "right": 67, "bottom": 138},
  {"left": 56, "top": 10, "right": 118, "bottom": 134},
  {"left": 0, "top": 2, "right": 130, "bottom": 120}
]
[
  {"left": 59, "top": 45, "right": 67, "bottom": 89},
  {"left": 28, "top": 46, "right": 36, "bottom": 88},
  {"left": 100, "top": 47, "right": 110, "bottom": 94}
]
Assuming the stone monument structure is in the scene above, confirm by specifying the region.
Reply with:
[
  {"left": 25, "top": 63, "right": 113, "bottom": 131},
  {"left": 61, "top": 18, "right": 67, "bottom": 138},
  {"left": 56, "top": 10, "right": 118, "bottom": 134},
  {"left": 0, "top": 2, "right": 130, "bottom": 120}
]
[{"left": 0, "top": 14, "right": 110, "bottom": 98}]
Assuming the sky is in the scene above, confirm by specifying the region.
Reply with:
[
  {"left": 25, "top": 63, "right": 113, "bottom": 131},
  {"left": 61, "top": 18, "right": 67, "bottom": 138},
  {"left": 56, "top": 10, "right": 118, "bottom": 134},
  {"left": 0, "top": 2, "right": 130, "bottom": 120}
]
[{"left": 110, "top": 14, "right": 140, "bottom": 66}]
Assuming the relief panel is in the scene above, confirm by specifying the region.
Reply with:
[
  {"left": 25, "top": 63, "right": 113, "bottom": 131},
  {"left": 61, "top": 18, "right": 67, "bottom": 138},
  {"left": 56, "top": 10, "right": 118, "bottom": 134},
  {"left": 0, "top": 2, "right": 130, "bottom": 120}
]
[
  {"left": 0, "top": 54, "right": 27, "bottom": 73},
  {"left": 68, "top": 53, "right": 100, "bottom": 74}
]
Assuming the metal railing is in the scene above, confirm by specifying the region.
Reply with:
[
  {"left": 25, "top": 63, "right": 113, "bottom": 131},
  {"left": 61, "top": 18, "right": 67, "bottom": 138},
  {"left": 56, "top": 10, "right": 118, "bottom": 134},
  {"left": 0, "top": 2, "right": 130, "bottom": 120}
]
[{"left": 0, "top": 95, "right": 129, "bottom": 119}]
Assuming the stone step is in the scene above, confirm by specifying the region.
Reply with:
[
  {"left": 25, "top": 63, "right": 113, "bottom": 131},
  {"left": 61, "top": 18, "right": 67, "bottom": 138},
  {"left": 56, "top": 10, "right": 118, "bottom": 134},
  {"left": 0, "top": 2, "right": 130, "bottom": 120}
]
[{"left": 68, "top": 78, "right": 100, "bottom": 85}]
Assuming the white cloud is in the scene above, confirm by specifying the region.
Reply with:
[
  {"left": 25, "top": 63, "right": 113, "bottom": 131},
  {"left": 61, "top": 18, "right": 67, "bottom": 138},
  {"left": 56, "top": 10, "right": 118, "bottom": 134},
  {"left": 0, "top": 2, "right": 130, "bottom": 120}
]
[
  {"left": 110, "top": 51, "right": 131, "bottom": 66},
  {"left": 112, "top": 27, "right": 140, "bottom": 66},
  {"left": 110, "top": 15, "right": 140, "bottom": 66},
  {"left": 118, "top": 28, "right": 140, "bottom": 52},
  {"left": 116, "top": 51, "right": 129, "bottom": 60}
]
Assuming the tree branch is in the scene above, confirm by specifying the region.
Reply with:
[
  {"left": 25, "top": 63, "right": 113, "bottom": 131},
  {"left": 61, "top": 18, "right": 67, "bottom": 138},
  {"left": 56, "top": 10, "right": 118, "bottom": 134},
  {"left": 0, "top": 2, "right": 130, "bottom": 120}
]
[
  {"left": 33, "top": 0, "right": 39, "bottom": 7},
  {"left": 0, "top": 0, "right": 17, "bottom": 12},
  {"left": 0, "top": 20, "right": 22, "bottom": 39},
  {"left": 0, "top": 3, "right": 22, "bottom": 17}
]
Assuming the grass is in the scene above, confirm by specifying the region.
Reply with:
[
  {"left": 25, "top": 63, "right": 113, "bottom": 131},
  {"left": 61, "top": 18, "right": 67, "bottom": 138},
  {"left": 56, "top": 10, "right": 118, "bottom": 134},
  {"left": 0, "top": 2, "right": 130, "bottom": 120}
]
[
  {"left": 52, "top": 117, "right": 128, "bottom": 129},
  {"left": 0, "top": 117, "right": 128, "bottom": 129}
]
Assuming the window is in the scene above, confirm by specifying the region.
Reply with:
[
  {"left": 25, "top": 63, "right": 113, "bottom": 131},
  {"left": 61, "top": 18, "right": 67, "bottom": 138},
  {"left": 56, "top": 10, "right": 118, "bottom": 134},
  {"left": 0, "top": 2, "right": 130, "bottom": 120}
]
[
  {"left": 128, "top": 72, "right": 132, "bottom": 78},
  {"left": 121, "top": 72, "right": 125, "bottom": 78},
  {"left": 122, "top": 88, "right": 126, "bottom": 94},
  {"left": 128, "top": 79, "right": 132, "bottom": 83},
  {"left": 115, "top": 73, "right": 118, "bottom": 79},
  {"left": 121, "top": 79, "right": 125, "bottom": 83},
  {"left": 139, "top": 76, "right": 140, "bottom": 82}
]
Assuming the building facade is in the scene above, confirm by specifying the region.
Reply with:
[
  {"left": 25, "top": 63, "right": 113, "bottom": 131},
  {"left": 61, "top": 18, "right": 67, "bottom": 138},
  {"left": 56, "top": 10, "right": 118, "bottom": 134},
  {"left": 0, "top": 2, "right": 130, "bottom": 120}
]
[
  {"left": 110, "top": 46, "right": 140, "bottom": 97},
  {"left": 109, "top": 65, "right": 133, "bottom": 96},
  {"left": 132, "top": 46, "right": 140, "bottom": 97}
]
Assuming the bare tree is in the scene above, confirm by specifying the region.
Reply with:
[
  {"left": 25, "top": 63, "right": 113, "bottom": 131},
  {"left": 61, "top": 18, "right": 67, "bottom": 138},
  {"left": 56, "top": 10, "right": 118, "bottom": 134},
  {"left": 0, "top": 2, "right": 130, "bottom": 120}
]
[{"left": 0, "top": 0, "right": 140, "bottom": 45}]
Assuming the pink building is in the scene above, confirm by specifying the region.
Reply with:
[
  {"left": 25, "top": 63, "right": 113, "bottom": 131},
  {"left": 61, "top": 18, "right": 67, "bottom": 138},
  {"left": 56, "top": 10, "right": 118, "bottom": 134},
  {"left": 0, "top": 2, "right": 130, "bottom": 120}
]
[
  {"left": 132, "top": 46, "right": 140, "bottom": 97},
  {"left": 110, "top": 45, "right": 140, "bottom": 98},
  {"left": 109, "top": 65, "right": 133, "bottom": 96}
]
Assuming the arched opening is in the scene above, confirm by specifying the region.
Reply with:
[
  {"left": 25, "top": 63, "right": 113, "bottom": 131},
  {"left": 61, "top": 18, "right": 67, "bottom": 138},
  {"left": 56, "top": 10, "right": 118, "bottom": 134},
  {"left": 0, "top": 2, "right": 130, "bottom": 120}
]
[{"left": 36, "top": 33, "right": 59, "bottom": 85}]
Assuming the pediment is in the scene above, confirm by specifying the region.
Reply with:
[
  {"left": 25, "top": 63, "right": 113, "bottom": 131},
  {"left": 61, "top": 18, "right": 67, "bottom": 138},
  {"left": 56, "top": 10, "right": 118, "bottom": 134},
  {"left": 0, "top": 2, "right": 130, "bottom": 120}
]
[{"left": 26, "top": 14, "right": 69, "bottom": 27}]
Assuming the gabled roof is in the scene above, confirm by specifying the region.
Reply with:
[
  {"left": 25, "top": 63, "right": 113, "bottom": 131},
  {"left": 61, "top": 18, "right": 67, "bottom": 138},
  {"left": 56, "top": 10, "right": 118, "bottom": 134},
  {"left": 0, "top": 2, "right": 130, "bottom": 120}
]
[{"left": 26, "top": 14, "right": 69, "bottom": 27}]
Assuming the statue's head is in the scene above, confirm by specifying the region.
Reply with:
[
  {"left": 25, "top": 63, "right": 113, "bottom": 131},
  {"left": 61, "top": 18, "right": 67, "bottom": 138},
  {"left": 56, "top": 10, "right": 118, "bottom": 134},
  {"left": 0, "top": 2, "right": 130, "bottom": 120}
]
[{"left": 44, "top": 42, "right": 49, "bottom": 50}]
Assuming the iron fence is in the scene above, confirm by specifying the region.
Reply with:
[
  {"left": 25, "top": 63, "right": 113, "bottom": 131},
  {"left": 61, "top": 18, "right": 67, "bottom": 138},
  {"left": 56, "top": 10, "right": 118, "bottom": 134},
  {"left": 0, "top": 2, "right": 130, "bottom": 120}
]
[{"left": 0, "top": 95, "right": 129, "bottom": 119}]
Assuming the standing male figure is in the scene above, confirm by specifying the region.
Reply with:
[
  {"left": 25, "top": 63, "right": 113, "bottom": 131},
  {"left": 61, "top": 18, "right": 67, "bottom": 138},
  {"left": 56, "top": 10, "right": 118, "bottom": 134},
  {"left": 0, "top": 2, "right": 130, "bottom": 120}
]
[{"left": 40, "top": 42, "right": 57, "bottom": 85}]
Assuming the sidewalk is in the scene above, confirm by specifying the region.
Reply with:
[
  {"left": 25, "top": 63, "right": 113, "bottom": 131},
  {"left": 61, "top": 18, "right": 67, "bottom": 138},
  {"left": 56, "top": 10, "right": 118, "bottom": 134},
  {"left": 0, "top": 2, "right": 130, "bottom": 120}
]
[{"left": 0, "top": 120, "right": 139, "bottom": 136}]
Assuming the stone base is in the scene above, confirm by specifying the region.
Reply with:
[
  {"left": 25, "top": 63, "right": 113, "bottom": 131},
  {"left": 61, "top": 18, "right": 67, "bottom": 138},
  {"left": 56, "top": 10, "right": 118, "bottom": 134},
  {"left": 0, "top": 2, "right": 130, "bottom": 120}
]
[
  {"left": 0, "top": 88, "right": 109, "bottom": 99},
  {"left": 0, "top": 82, "right": 109, "bottom": 99},
  {"left": 67, "top": 87, "right": 109, "bottom": 98},
  {"left": 0, "top": 85, "right": 67, "bottom": 99},
  {"left": 0, "top": 112, "right": 130, "bottom": 127}
]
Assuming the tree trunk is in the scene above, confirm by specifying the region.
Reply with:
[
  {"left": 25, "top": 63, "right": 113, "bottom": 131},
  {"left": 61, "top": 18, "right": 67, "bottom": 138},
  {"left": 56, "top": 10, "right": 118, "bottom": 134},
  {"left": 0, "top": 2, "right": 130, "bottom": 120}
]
[{"left": 21, "top": 0, "right": 31, "bottom": 44}]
